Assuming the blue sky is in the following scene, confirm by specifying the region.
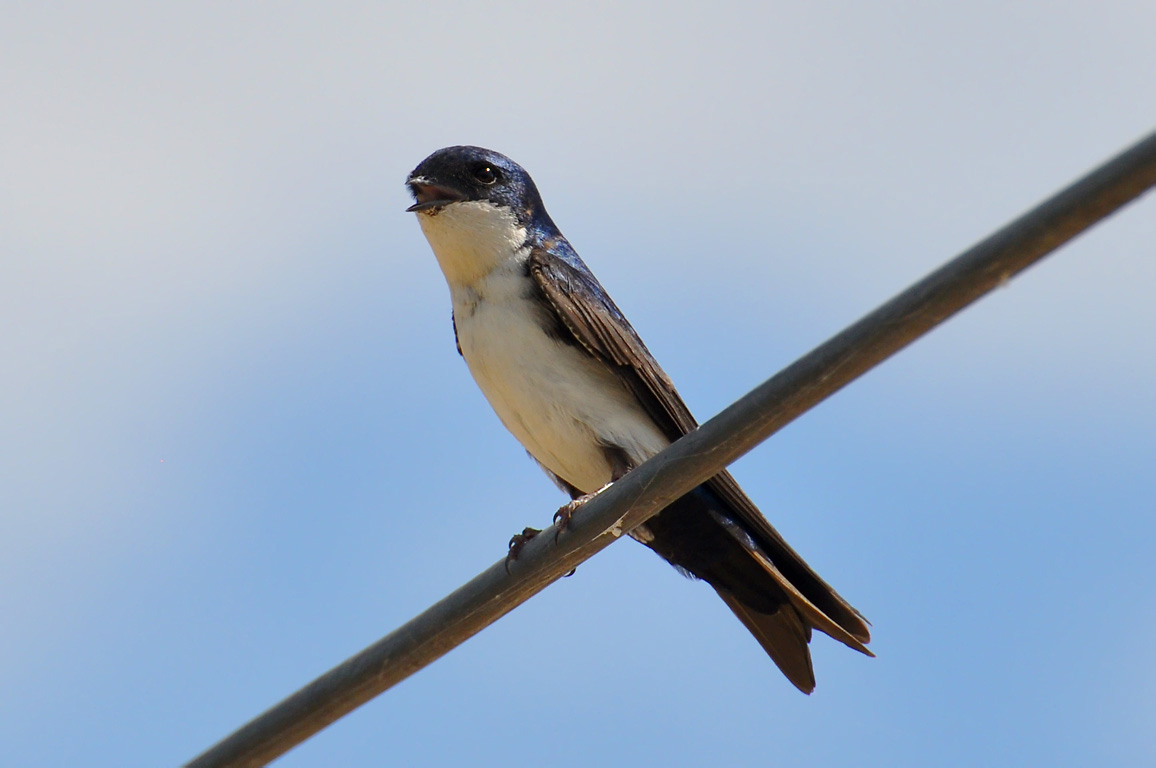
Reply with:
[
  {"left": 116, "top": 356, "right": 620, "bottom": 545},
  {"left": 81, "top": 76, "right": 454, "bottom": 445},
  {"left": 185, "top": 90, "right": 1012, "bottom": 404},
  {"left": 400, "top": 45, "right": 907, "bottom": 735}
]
[{"left": 3, "top": 3, "right": 1155, "bottom": 766}]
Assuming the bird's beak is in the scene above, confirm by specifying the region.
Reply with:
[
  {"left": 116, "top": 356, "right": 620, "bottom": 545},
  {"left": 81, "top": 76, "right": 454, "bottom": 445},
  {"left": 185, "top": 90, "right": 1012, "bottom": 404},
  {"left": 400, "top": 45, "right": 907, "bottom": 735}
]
[{"left": 406, "top": 178, "right": 467, "bottom": 212}]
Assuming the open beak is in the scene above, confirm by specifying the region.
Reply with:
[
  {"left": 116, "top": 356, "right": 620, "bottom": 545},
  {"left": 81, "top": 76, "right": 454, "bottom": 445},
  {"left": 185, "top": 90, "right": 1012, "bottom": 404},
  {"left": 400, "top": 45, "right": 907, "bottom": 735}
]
[{"left": 406, "top": 178, "right": 467, "bottom": 212}]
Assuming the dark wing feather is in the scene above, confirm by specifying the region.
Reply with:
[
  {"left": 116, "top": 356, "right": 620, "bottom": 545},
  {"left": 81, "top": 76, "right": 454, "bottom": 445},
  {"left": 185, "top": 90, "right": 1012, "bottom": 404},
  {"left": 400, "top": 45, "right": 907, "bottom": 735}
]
[
  {"left": 528, "top": 245, "right": 871, "bottom": 649},
  {"left": 528, "top": 245, "right": 690, "bottom": 440}
]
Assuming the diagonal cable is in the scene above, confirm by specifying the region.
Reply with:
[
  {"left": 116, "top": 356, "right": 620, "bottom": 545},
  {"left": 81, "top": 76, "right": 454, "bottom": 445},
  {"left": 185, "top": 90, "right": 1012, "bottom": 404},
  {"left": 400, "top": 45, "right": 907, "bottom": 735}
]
[{"left": 185, "top": 129, "right": 1156, "bottom": 768}]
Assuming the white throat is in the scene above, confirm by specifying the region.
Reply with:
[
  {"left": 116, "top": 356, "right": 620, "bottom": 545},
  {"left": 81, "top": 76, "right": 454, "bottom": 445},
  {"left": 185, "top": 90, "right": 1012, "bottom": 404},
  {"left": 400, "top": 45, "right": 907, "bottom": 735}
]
[{"left": 416, "top": 200, "right": 529, "bottom": 288}]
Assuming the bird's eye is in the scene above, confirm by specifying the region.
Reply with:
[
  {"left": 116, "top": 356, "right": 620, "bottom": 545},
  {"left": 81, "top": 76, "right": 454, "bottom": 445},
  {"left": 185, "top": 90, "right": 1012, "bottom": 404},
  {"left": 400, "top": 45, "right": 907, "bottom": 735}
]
[{"left": 472, "top": 165, "right": 500, "bottom": 185}]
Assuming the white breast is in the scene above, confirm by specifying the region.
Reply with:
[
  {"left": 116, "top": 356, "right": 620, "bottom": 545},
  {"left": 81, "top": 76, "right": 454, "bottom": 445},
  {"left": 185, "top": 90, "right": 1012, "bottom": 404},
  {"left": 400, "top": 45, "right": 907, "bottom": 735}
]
[{"left": 416, "top": 202, "right": 669, "bottom": 494}]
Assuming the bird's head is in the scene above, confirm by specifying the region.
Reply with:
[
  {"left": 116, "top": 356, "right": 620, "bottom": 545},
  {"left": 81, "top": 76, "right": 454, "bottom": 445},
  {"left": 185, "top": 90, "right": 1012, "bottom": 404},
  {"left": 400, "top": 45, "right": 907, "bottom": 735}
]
[
  {"left": 407, "top": 146, "right": 557, "bottom": 286},
  {"left": 406, "top": 146, "right": 547, "bottom": 221}
]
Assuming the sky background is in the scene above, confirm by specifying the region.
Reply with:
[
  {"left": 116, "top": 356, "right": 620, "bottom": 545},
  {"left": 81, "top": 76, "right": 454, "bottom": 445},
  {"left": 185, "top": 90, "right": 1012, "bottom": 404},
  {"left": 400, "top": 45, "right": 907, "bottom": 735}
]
[{"left": 3, "top": 2, "right": 1155, "bottom": 766}]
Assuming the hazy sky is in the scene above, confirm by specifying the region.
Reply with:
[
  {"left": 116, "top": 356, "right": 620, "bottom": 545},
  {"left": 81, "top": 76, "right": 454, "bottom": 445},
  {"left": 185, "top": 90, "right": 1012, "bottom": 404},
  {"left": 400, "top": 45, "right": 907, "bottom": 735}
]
[{"left": 3, "top": 3, "right": 1155, "bottom": 766}]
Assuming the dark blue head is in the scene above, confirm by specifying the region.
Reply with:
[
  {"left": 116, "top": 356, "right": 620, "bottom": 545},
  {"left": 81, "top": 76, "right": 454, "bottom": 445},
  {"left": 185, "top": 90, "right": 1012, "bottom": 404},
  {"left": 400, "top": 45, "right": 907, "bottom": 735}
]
[{"left": 406, "top": 146, "right": 557, "bottom": 232}]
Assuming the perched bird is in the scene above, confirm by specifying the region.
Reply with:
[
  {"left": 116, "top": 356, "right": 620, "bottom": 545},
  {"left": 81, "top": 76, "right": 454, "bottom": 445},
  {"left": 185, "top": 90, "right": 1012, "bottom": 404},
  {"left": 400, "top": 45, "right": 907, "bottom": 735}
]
[{"left": 406, "top": 146, "right": 871, "bottom": 693}]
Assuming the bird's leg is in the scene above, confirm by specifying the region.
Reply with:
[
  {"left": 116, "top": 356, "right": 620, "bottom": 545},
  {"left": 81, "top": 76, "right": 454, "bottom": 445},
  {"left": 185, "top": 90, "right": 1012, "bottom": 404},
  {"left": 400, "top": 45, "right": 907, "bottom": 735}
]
[{"left": 505, "top": 527, "right": 542, "bottom": 573}]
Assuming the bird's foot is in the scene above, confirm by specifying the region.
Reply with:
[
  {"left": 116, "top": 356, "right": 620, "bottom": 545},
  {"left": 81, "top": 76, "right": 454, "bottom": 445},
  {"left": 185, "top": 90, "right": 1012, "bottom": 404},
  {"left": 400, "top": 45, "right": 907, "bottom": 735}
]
[
  {"left": 505, "top": 484, "right": 613, "bottom": 575},
  {"left": 552, "top": 483, "right": 613, "bottom": 543},
  {"left": 505, "top": 527, "right": 541, "bottom": 573},
  {"left": 552, "top": 496, "right": 589, "bottom": 542}
]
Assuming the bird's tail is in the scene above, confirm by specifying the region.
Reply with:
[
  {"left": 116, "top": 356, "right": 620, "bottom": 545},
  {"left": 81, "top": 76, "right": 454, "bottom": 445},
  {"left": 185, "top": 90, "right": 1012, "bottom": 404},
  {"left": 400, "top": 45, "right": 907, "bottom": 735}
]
[
  {"left": 715, "top": 590, "right": 819, "bottom": 692},
  {"left": 640, "top": 484, "right": 871, "bottom": 694}
]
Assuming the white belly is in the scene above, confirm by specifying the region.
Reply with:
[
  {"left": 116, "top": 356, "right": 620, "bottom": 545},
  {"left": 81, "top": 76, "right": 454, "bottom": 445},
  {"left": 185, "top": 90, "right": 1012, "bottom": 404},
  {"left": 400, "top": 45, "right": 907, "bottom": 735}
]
[{"left": 452, "top": 271, "right": 669, "bottom": 494}]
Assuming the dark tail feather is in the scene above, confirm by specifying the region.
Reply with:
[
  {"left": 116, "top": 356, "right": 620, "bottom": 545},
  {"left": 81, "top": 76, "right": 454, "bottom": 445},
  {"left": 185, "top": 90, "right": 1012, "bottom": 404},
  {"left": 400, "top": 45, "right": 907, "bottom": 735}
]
[
  {"left": 716, "top": 590, "right": 816, "bottom": 694},
  {"left": 708, "top": 472, "right": 873, "bottom": 648},
  {"left": 640, "top": 485, "right": 871, "bottom": 691},
  {"left": 732, "top": 532, "right": 874, "bottom": 656}
]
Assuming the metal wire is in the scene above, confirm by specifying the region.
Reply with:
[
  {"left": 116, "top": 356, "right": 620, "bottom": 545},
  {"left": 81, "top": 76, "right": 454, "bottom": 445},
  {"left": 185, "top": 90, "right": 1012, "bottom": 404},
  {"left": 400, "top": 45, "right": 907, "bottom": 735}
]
[{"left": 185, "top": 129, "right": 1156, "bottom": 768}]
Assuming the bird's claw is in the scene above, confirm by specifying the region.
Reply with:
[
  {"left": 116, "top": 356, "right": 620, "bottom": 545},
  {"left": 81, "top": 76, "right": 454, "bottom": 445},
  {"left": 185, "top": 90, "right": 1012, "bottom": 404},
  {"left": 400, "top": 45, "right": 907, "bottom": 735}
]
[
  {"left": 552, "top": 499, "right": 584, "bottom": 543},
  {"left": 505, "top": 527, "right": 541, "bottom": 573},
  {"left": 552, "top": 484, "right": 614, "bottom": 543},
  {"left": 507, "top": 485, "right": 613, "bottom": 574}
]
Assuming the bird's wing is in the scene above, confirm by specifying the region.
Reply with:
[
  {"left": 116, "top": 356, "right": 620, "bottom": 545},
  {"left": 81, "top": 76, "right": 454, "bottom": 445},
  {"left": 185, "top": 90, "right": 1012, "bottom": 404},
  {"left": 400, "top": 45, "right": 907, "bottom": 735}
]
[
  {"left": 529, "top": 244, "right": 871, "bottom": 648},
  {"left": 528, "top": 243, "right": 694, "bottom": 439}
]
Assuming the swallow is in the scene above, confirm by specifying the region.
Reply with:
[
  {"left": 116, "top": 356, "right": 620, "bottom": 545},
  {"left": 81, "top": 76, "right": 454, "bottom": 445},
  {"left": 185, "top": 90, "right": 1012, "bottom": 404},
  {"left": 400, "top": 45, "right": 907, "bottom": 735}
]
[{"left": 406, "top": 146, "right": 871, "bottom": 692}]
